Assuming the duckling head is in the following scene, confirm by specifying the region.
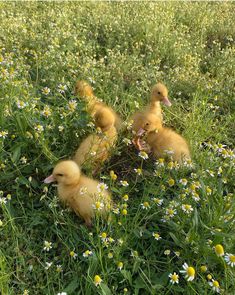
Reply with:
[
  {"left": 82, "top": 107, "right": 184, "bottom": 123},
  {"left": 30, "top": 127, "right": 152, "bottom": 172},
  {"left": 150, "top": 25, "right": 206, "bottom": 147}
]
[
  {"left": 44, "top": 160, "right": 81, "bottom": 185},
  {"left": 94, "top": 108, "right": 115, "bottom": 132},
  {"left": 151, "top": 82, "right": 171, "bottom": 106},
  {"left": 74, "top": 80, "right": 94, "bottom": 97},
  {"left": 135, "top": 113, "right": 162, "bottom": 136}
]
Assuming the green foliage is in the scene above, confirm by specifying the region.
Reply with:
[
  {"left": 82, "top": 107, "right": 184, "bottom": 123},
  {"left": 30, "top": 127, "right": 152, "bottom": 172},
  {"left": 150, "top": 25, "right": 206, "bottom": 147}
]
[{"left": 0, "top": 2, "right": 234, "bottom": 295}]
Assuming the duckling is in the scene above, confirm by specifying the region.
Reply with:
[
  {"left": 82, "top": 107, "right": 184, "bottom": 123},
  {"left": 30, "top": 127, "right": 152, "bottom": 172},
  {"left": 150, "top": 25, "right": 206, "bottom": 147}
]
[
  {"left": 131, "top": 82, "right": 171, "bottom": 125},
  {"left": 74, "top": 80, "right": 122, "bottom": 130},
  {"left": 133, "top": 113, "right": 191, "bottom": 164},
  {"left": 73, "top": 107, "right": 117, "bottom": 172},
  {"left": 44, "top": 160, "right": 112, "bottom": 226}
]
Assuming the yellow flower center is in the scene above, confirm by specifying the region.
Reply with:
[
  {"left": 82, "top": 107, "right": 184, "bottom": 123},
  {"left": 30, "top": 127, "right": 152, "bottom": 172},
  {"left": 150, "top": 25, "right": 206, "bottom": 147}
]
[
  {"left": 171, "top": 274, "right": 178, "bottom": 281},
  {"left": 187, "top": 267, "right": 195, "bottom": 277},
  {"left": 229, "top": 255, "right": 235, "bottom": 263},
  {"left": 122, "top": 209, "right": 127, "bottom": 215},
  {"left": 123, "top": 194, "right": 129, "bottom": 201},
  {"left": 95, "top": 202, "right": 101, "bottom": 209},
  {"left": 143, "top": 202, "right": 149, "bottom": 208},
  {"left": 190, "top": 184, "right": 196, "bottom": 191},
  {"left": 94, "top": 275, "right": 102, "bottom": 284},
  {"left": 200, "top": 265, "right": 207, "bottom": 272},
  {"left": 168, "top": 179, "right": 175, "bottom": 186},
  {"left": 213, "top": 280, "right": 219, "bottom": 288},
  {"left": 215, "top": 244, "right": 224, "bottom": 256},
  {"left": 184, "top": 204, "right": 191, "bottom": 210},
  {"left": 207, "top": 274, "right": 212, "bottom": 280},
  {"left": 101, "top": 232, "right": 107, "bottom": 239},
  {"left": 168, "top": 209, "right": 174, "bottom": 215}
]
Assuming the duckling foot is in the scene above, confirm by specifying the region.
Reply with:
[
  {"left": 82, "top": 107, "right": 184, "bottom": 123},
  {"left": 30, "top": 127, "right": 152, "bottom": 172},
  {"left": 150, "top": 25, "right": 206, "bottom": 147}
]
[{"left": 85, "top": 218, "right": 93, "bottom": 228}]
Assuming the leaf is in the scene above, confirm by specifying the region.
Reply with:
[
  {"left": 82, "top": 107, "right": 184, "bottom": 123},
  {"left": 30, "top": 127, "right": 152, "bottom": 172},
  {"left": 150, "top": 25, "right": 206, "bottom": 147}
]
[
  {"left": 169, "top": 232, "right": 184, "bottom": 247},
  {"left": 11, "top": 145, "right": 22, "bottom": 162},
  {"left": 65, "top": 277, "right": 79, "bottom": 293},
  {"left": 100, "top": 283, "right": 112, "bottom": 295},
  {"left": 121, "top": 270, "right": 132, "bottom": 285},
  {"left": 134, "top": 276, "right": 146, "bottom": 289}
]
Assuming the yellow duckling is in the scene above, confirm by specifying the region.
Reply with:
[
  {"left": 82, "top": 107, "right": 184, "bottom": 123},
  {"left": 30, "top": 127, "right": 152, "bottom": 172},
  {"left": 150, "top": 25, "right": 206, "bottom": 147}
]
[
  {"left": 133, "top": 113, "right": 191, "bottom": 164},
  {"left": 44, "top": 160, "right": 112, "bottom": 227},
  {"left": 73, "top": 107, "right": 117, "bottom": 173},
  {"left": 131, "top": 82, "right": 171, "bottom": 125},
  {"left": 74, "top": 80, "right": 122, "bottom": 130}
]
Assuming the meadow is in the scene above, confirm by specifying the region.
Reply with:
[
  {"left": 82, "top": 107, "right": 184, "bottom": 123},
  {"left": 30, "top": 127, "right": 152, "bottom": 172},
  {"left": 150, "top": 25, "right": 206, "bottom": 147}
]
[{"left": 0, "top": 1, "right": 235, "bottom": 294}]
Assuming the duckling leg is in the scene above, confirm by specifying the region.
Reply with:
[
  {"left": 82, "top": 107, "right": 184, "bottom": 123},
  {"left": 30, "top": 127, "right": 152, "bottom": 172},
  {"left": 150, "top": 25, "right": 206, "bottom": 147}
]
[
  {"left": 84, "top": 216, "right": 92, "bottom": 228},
  {"left": 132, "top": 136, "right": 143, "bottom": 150}
]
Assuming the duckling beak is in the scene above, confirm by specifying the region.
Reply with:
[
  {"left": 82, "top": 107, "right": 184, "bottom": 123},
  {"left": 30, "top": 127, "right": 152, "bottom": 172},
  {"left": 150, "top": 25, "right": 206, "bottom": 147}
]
[
  {"left": 44, "top": 174, "right": 55, "bottom": 183},
  {"left": 137, "top": 128, "right": 146, "bottom": 136},
  {"left": 162, "top": 97, "right": 172, "bottom": 106}
]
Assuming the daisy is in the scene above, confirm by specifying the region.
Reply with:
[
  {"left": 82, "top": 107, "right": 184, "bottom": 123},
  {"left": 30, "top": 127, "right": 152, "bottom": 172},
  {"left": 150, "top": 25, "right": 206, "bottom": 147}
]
[
  {"left": 69, "top": 251, "right": 78, "bottom": 259},
  {"left": 208, "top": 279, "right": 220, "bottom": 293},
  {"left": 97, "top": 182, "right": 108, "bottom": 192},
  {"left": 214, "top": 244, "right": 224, "bottom": 257},
  {"left": 56, "top": 265, "right": 63, "bottom": 273},
  {"left": 83, "top": 250, "right": 93, "bottom": 258},
  {"left": 43, "top": 241, "right": 52, "bottom": 251},
  {"left": 152, "top": 198, "right": 164, "bottom": 206},
  {"left": 122, "top": 209, "right": 128, "bottom": 215},
  {"left": 206, "top": 169, "right": 215, "bottom": 177},
  {"left": 168, "top": 178, "right": 175, "bottom": 186},
  {"left": 134, "top": 168, "right": 142, "bottom": 175},
  {"left": 110, "top": 170, "right": 117, "bottom": 180},
  {"left": 122, "top": 138, "right": 132, "bottom": 146},
  {"left": 41, "top": 106, "right": 51, "bottom": 117},
  {"left": 169, "top": 272, "right": 179, "bottom": 284},
  {"left": 58, "top": 84, "right": 67, "bottom": 93},
  {"left": 152, "top": 232, "right": 162, "bottom": 240},
  {"left": 99, "top": 232, "right": 107, "bottom": 242},
  {"left": 108, "top": 252, "right": 113, "bottom": 259},
  {"left": 92, "top": 201, "right": 104, "bottom": 211},
  {"left": 138, "top": 151, "right": 149, "bottom": 160},
  {"left": 182, "top": 204, "right": 194, "bottom": 214},
  {"left": 180, "top": 263, "right": 195, "bottom": 281},
  {"left": 224, "top": 253, "right": 235, "bottom": 267},
  {"left": 120, "top": 180, "right": 129, "bottom": 187},
  {"left": 0, "top": 130, "right": 8, "bottom": 138},
  {"left": 206, "top": 186, "right": 212, "bottom": 195},
  {"left": 34, "top": 124, "right": 44, "bottom": 133},
  {"left": 117, "top": 261, "right": 123, "bottom": 270},
  {"left": 45, "top": 262, "right": 53, "bottom": 270},
  {"left": 122, "top": 194, "right": 129, "bottom": 201},
  {"left": 58, "top": 126, "right": 64, "bottom": 132},
  {"left": 112, "top": 207, "right": 120, "bottom": 214},
  {"left": 179, "top": 178, "right": 188, "bottom": 186},
  {"left": 68, "top": 100, "right": 77, "bottom": 112},
  {"left": 41, "top": 87, "right": 50, "bottom": 95},
  {"left": 16, "top": 100, "right": 27, "bottom": 109},
  {"left": 141, "top": 202, "right": 150, "bottom": 209},
  {"left": 156, "top": 158, "right": 165, "bottom": 167},
  {"left": 166, "top": 208, "right": 177, "bottom": 218},
  {"left": 200, "top": 265, "right": 207, "bottom": 273},
  {"left": 94, "top": 275, "right": 102, "bottom": 287}
]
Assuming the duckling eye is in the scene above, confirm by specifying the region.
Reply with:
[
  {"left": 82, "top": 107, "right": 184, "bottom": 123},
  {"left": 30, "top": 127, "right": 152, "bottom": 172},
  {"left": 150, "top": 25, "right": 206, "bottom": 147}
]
[
  {"left": 56, "top": 173, "right": 64, "bottom": 177},
  {"left": 146, "top": 123, "right": 149, "bottom": 126},
  {"left": 157, "top": 91, "right": 161, "bottom": 95}
]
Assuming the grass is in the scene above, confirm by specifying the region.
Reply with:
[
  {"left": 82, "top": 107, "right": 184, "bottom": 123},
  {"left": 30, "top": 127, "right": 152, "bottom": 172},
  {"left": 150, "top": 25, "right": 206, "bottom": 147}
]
[{"left": 0, "top": 1, "right": 235, "bottom": 294}]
